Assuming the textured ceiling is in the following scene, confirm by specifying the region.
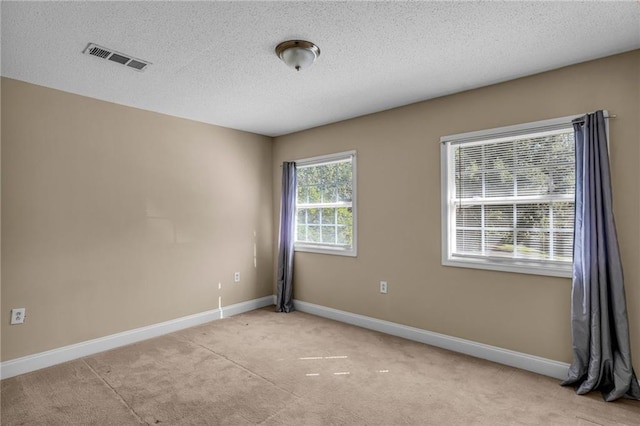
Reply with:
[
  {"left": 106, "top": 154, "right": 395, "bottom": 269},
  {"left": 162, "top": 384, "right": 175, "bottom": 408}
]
[{"left": 2, "top": 1, "right": 639, "bottom": 137}]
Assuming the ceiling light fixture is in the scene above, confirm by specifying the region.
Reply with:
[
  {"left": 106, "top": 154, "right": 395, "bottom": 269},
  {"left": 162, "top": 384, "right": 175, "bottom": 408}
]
[{"left": 275, "top": 40, "right": 320, "bottom": 72}]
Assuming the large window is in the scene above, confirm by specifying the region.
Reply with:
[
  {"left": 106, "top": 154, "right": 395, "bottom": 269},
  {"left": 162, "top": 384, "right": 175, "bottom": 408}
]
[
  {"left": 441, "top": 116, "right": 580, "bottom": 277},
  {"left": 295, "top": 151, "right": 357, "bottom": 256}
]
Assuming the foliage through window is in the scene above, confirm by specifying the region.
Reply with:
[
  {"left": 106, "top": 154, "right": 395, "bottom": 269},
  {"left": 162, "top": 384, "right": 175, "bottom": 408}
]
[
  {"left": 441, "top": 117, "right": 578, "bottom": 277},
  {"left": 295, "top": 151, "right": 356, "bottom": 256}
]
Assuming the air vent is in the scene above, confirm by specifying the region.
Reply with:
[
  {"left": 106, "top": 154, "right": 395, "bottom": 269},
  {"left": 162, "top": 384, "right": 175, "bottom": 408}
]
[
  {"left": 127, "top": 59, "right": 147, "bottom": 71},
  {"left": 83, "top": 43, "right": 151, "bottom": 72}
]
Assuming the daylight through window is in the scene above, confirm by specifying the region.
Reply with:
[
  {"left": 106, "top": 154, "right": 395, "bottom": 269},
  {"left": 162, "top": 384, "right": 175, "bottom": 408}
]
[
  {"left": 441, "top": 117, "right": 578, "bottom": 277},
  {"left": 295, "top": 151, "right": 357, "bottom": 256}
]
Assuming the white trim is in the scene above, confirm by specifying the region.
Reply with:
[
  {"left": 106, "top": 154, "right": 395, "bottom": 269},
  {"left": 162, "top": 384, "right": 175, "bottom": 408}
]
[
  {"left": 0, "top": 296, "right": 274, "bottom": 380},
  {"left": 442, "top": 256, "right": 571, "bottom": 278},
  {"left": 295, "top": 244, "right": 357, "bottom": 257},
  {"left": 440, "top": 114, "right": 583, "bottom": 145},
  {"left": 440, "top": 114, "right": 582, "bottom": 278},
  {"left": 294, "top": 150, "right": 356, "bottom": 167},
  {"left": 294, "top": 150, "right": 357, "bottom": 257},
  {"left": 293, "top": 299, "right": 570, "bottom": 380}
]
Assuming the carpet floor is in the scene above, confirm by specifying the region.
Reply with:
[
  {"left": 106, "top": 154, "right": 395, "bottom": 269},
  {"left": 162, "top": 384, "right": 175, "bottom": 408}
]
[{"left": 2, "top": 307, "right": 639, "bottom": 425}]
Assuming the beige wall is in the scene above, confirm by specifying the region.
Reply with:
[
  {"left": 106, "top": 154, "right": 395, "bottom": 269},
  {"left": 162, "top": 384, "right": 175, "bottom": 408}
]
[
  {"left": 2, "top": 50, "right": 638, "bottom": 367},
  {"left": 1, "top": 78, "right": 273, "bottom": 361},
  {"left": 273, "top": 50, "right": 640, "bottom": 364}
]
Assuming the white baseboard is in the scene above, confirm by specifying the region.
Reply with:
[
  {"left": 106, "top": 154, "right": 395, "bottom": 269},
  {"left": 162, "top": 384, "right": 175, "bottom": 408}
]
[
  {"left": 0, "top": 295, "right": 274, "bottom": 380},
  {"left": 293, "top": 299, "right": 570, "bottom": 380},
  {"left": 2, "top": 295, "right": 570, "bottom": 382}
]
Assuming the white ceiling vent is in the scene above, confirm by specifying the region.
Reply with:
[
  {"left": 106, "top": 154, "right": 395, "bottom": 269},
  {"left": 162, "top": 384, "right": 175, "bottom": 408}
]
[{"left": 83, "top": 43, "right": 151, "bottom": 72}]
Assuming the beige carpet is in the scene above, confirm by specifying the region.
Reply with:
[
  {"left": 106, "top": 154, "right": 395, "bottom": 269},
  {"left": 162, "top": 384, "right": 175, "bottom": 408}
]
[{"left": 2, "top": 307, "right": 639, "bottom": 425}]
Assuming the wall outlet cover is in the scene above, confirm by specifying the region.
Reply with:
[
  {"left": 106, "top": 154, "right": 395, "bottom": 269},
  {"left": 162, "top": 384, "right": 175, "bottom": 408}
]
[{"left": 11, "top": 308, "right": 26, "bottom": 325}]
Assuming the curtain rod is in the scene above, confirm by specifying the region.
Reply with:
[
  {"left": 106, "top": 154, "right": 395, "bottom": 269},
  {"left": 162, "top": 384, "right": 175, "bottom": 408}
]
[{"left": 572, "top": 113, "right": 616, "bottom": 124}]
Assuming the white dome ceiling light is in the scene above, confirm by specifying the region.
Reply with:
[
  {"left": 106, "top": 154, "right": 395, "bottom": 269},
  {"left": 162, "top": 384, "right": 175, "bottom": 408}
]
[{"left": 275, "top": 40, "right": 320, "bottom": 72}]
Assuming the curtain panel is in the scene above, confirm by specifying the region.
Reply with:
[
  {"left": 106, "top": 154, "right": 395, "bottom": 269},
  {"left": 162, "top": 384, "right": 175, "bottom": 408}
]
[
  {"left": 276, "top": 162, "right": 296, "bottom": 313},
  {"left": 562, "top": 110, "right": 640, "bottom": 401}
]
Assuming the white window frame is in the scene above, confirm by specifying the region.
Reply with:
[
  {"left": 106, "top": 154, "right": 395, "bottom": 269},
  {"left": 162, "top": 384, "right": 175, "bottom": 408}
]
[
  {"left": 294, "top": 150, "right": 357, "bottom": 257},
  {"left": 440, "top": 114, "right": 587, "bottom": 278}
]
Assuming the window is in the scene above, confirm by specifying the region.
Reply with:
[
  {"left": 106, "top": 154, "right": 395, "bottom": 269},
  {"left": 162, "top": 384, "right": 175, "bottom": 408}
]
[
  {"left": 295, "top": 151, "right": 357, "bottom": 256},
  {"left": 441, "top": 116, "right": 580, "bottom": 277}
]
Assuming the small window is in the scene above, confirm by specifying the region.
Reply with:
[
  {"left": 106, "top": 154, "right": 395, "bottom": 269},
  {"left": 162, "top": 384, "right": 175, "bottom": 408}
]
[
  {"left": 295, "top": 151, "right": 357, "bottom": 257},
  {"left": 441, "top": 116, "right": 580, "bottom": 277}
]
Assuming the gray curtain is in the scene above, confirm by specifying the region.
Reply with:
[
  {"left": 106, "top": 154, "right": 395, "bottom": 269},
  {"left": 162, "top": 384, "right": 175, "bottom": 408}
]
[
  {"left": 276, "top": 162, "right": 296, "bottom": 313},
  {"left": 562, "top": 111, "right": 640, "bottom": 401}
]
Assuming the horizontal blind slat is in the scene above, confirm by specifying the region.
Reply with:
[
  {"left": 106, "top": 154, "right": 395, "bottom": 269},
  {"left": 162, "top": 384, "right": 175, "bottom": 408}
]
[{"left": 450, "top": 127, "right": 575, "bottom": 263}]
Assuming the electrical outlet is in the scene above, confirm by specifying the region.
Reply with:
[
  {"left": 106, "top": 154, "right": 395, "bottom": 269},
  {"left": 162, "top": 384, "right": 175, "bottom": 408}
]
[
  {"left": 234, "top": 272, "right": 240, "bottom": 283},
  {"left": 10, "top": 308, "right": 26, "bottom": 325},
  {"left": 380, "top": 281, "right": 388, "bottom": 294}
]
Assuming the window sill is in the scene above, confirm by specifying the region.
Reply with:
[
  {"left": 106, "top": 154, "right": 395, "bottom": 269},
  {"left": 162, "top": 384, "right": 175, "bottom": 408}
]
[
  {"left": 442, "top": 257, "right": 572, "bottom": 278},
  {"left": 295, "top": 244, "right": 357, "bottom": 257}
]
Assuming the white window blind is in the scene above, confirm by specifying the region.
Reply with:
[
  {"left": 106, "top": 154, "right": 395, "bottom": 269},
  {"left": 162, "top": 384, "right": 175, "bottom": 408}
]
[{"left": 441, "top": 116, "right": 579, "bottom": 277}]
